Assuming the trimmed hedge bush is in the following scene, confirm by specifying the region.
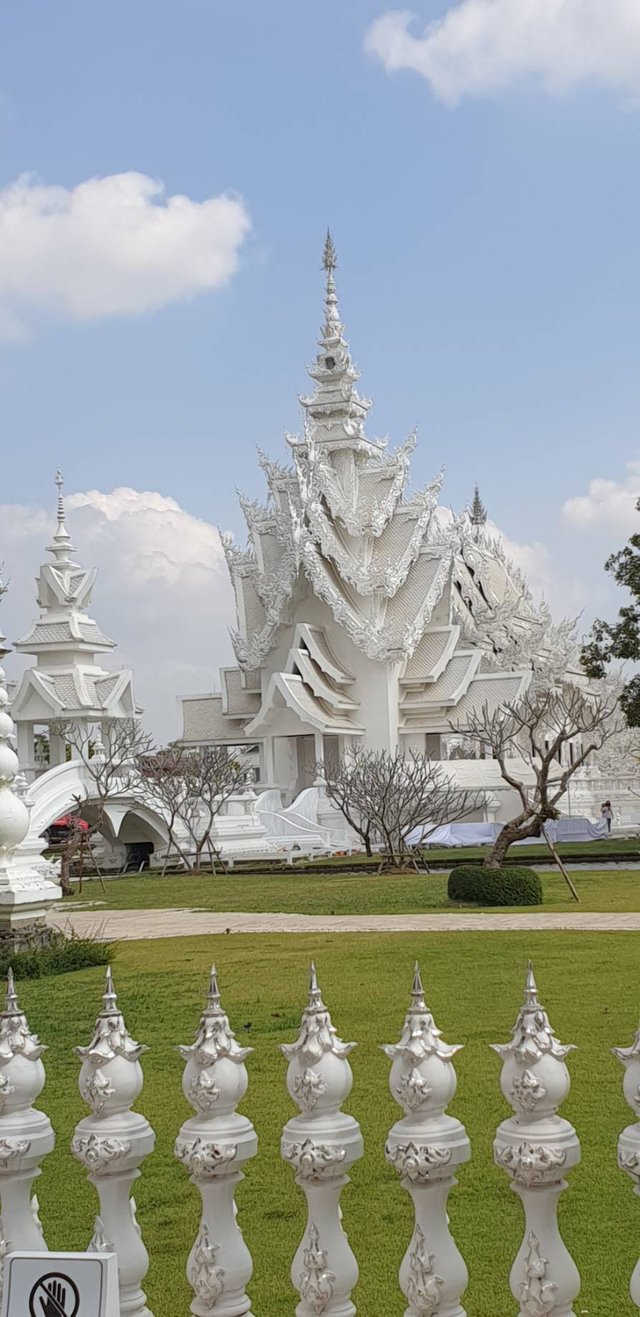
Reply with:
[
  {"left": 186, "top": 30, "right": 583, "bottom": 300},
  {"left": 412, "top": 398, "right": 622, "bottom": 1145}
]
[{"left": 447, "top": 864, "right": 543, "bottom": 907}]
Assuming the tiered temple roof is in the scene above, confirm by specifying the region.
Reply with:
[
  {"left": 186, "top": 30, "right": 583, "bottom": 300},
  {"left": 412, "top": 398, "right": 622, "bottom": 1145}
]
[
  {"left": 181, "top": 238, "right": 576, "bottom": 752},
  {"left": 12, "top": 473, "right": 139, "bottom": 725}
]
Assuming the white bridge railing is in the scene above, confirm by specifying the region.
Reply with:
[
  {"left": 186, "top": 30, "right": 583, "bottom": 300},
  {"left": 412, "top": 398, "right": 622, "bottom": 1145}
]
[{"left": 0, "top": 960, "right": 639, "bottom": 1315}]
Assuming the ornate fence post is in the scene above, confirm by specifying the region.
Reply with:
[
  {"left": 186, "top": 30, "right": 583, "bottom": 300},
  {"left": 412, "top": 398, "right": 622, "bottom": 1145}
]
[
  {"left": 493, "top": 963, "right": 580, "bottom": 1316},
  {"left": 281, "top": 963, "right": 363, "bottom": 1316},
  {"left": 0, "top": 969, "right": 52, "bottom": 1270},
  {"left": 383, "top": 963, "right": 470, "bottom": 1316},
  {"left": 176, "top": 965, "right": 257, "bottom": 1316},
  {"left": 72, "top": 967, "right": 155, "bottom": 1317},
  {"left": 613, "top": 1018, "right": 640, "bottom": 1306}
]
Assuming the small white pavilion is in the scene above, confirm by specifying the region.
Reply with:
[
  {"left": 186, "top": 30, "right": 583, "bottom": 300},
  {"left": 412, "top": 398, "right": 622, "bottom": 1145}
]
[{"left": 11, "top": 472, "right": 139, "bottom": 780}]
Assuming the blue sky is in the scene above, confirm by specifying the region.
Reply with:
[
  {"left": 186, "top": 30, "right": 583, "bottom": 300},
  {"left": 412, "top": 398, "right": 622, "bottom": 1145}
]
[{"left": 2, "top": 0, "right": 640, "bottom": 735}]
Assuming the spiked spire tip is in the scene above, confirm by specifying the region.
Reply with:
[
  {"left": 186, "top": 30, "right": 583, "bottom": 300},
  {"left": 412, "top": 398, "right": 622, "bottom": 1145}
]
[
  {"left": 308, "top": 961, "right": 325, "bottom": 1011},
  {"left": 207, "top": 964, "right": 222, "bottom": 1012},
  {"left": 410, "top": 961, "right": 427, "bottom": 1009},
  {"left": 4, "top": 968, "right": 20, "bottom": 1016},
  {"left": 103, "top": 965, "right": 118, "bottom": 1015},
  {"left": 323, "top": 229, "right": 337, "bottom": 273}
]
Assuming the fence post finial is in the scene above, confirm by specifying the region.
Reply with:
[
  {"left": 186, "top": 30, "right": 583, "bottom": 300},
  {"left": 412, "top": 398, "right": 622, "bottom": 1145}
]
[
  {"left": 614, "top": 1016, "right": 640, "bottom": 1306},
  {"left": 0, "top": 969, "right": 53, "bottom": 1294},
  {"left": 176, "top": 965, "right": 257, "bottom": 1316},
  {"left": 493, "top": 963, "right": 580, "bottom": 1316},
  {"left": 384, "top": 961, "right": 470, "bottom": 1315},
  {"left": 73, "top": 966, "right": 155, "bottom": 1317},
  {"left": 281, "top": 962, "right": 362, "bottom": 1316}
]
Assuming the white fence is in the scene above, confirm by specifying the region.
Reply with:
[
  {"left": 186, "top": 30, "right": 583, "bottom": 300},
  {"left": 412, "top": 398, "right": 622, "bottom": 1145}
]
[{"left": 0, "top": 960, "right": 639, "bottom": 1315}]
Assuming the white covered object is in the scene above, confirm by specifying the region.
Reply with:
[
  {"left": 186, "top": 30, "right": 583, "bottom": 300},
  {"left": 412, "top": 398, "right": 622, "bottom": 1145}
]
[{"left": 408, "top": 816, "right": 609, "bottom": 847}]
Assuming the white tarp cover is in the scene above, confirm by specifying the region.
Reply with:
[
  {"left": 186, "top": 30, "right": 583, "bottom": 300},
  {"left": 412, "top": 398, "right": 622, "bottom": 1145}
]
[{"left": 408, "top": 817, "right": 609, "bottom": 847}]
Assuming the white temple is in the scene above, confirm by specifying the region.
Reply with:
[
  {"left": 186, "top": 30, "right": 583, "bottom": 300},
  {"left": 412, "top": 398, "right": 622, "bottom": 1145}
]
[
  {"left": 180, "top": 235, "right": 582, "bottom": 822},
  {"left": 11, "top": 472, "right": 139, "bottom": 781}
]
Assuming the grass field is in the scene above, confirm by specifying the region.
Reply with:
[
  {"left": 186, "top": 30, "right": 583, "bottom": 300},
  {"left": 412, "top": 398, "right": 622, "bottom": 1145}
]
[
  {"left": 21, "top": 931, "right": 640, "bottom": 1316},
  {"left": 65, "top": 863, "right": 640, "bottom": 914},
  {"left": 292, "top": 836, "right": 640, "bottom": 864}
]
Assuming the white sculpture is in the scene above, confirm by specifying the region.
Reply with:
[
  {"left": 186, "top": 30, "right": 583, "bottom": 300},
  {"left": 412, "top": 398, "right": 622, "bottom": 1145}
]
[
  {"left": 384, "top": 963, "right": 470, "bottom": 1315},
  {"left": 0, "top": 584, "right": 60, "bottom": 940},
  {"left": 281, "top": 963, "right": 362, "bottom": 1315},
  {"left": 493, "top": 964, "right": 580, "bottom": 1316},
  {"left": 176, "top": 966, "right": 257, "bottom": 1316},
  {"left": 614, "top": 1017, "right": 640, "bottom": 1306},
  {"left": 73, "top": 967, "right": 155, "bottom": 1317},
  {"left": 0, "top": 969, "right": 53, "bottom": 1281}
]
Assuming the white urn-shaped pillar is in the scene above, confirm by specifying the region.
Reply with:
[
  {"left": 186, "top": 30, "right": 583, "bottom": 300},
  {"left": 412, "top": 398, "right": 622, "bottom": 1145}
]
[
  {"left": 613, "top": 1020, "right": 640, "bottom": 1306},
  {"left": 383, "top": 963, "right": 470, "bottom": 1316},
  {"left": 493, "top": 964, "right": 580, "bottom": 1317},
  {"left": 0, "top": 969, "right": 53, "bottom": 1278},
  {"left": 72, "top": 967, "right": 155, "bottom": 1317},
  {"left": 0, "top": 611, "right": 60, "bottom": 932},
  {"left": 281, "top": 963, "right": 363, "bottom": 1316},
  {"left": 176, "top": 965, "right": 257, "bottom": 1316}
]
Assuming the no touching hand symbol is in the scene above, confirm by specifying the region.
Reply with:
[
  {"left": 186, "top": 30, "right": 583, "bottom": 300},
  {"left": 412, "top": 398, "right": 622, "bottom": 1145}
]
[{"left": 29, "top": 1273, "right": 80, "bottom": 1317}]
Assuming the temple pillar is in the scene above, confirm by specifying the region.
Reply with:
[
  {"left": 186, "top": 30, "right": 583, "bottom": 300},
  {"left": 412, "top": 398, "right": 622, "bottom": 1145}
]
[
  {"left": 48, "top": 727, "right": 65, "bottom": 768},
  {"left": 15, "top": 722, "right": 34, "bottom": 782},
  {"left": 314, "top": 730, "right": 325, "bottom": 785},
  {"left": 259, "top": 737, "right": 276, "bottom": 786}
]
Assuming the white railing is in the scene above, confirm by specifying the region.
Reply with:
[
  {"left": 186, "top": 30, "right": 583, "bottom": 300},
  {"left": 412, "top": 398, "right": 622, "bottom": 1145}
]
[{"left": 0, "top": 960, "right": 639, "bottom": 1314}]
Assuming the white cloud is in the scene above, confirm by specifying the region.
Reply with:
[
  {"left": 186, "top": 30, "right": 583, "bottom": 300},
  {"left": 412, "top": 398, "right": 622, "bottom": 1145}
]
[
  {"left": 0, "top": 172, "right": 250, "bottom": 338},
  {"left": 365, "top": 0, "right": 640, "bottom": 105},
  {"left": 0, "top": 487, "right": 236, "bottom": 742},
  {"left": 562, "top": 462, "right": 640, "bottom": 534}
]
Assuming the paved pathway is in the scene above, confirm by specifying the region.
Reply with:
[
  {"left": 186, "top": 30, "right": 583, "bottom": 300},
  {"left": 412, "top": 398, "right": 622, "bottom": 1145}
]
[{"left": 48, "top": 907, "right": 640, "bottom": 940}]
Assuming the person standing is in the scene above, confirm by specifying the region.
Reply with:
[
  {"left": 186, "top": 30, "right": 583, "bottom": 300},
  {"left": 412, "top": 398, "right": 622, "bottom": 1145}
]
[{"left": 601, "top": 800, "right": 613, "bottom": 834}]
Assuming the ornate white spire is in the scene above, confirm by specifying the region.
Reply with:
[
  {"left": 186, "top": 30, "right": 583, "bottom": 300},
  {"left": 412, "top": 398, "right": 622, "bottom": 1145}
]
[
  {"left": 321, "top": 229, "right": 343, "bottom": 347},
  {"left": 298, "top": 231, "right": 371, "bottom": 441},
  {"left": 0, "top": 587, "right": 31, "bottom": 886},
  {"left": 470, "top": 484, "right": 487, "bottom": 532},
  {"left": 47, "top": 468, "right": 75, "bottom": 564}
]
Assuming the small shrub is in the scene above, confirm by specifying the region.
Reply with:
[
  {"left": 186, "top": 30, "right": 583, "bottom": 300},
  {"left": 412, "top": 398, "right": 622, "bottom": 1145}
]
[
  {"left": 0, "top": 929, "right": 116, "bottom": 980},
  {"left": 448, "top": 864, "right": 543, "bottom": 907}
]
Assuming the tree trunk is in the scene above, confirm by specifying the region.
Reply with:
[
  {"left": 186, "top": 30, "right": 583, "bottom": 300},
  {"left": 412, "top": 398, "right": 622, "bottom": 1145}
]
[
  {"left": 484, "top": 817, "right": 542, "bottom": 869},
  {"left": 60, "top": 853, "right": 73, "bottom": 896}
]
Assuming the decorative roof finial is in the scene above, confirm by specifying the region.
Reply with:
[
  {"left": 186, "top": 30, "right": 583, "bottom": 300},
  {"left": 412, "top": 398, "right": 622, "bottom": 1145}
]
[
  {"left": 470, "top": 484, "right": 487, "bottom": 530},
  {"left": 323, "top": 229, "right": 337, "bottom": 273},
  {"left": 48, "top": 467, "right": 74, "bottom": 561}
]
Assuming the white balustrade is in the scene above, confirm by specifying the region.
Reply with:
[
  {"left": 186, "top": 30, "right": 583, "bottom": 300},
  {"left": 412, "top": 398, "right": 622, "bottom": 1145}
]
[
  {"left": 281, "top": 963, "right": 363, "bottom": 1316},
  {"left": 176, "top": 965, "right": 257, "bottom": 1316},
  {"left": 72, "top": 966, "right": 155, "bottom": 1317},
  {"left": 384, "top": 963, "right": 470, "bottom": 1316},
  {"left": 0, "top": 956, "right": 637, "bottom": 1312},
  {"left": 614, "top": 1019, "right": 640, "bottom": 1307},
  {"left": 493, "top": 963, "right": 580, "bottom": 1317},
  {"left": 0, "top": 968, "right": 53, "bottom": 1280}
]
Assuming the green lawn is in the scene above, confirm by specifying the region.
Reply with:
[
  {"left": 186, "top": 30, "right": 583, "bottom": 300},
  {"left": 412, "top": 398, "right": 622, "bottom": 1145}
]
[
  {"left": 294, "top": 836, "right": 640, "bottom": 864},
  {"left": 64, "top": 864, "right": 640, "bottom": 914},
  {"left": 21, "top": 932, "right": 640, "bottom": 1316}
]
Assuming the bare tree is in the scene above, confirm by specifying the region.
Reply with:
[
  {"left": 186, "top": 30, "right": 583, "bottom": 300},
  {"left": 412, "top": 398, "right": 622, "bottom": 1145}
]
[
  {"left": 323, "top": 749, "right": 484, "bottom": 871},
  {"left": 462, "top": 682, "right": 621, "bottom": 873},
  {"left": 139, "top": 745, "right": 249, "bottom": 873},
  {"left": 50, "top": 719, "right": 156, "bottom": 884},
  {"left": 50, "top": 804, "right": 92, "bottom": 896}
]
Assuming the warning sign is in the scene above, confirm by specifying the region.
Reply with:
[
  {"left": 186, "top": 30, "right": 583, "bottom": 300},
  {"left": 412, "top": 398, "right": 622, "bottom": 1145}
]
[{"left": 1, "top": 1253, "right": 120, "bottom": 1317}]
